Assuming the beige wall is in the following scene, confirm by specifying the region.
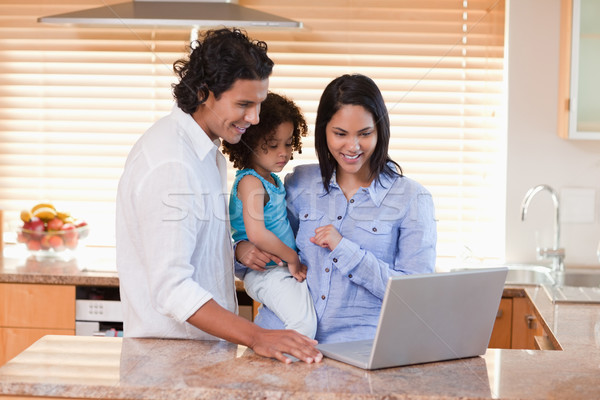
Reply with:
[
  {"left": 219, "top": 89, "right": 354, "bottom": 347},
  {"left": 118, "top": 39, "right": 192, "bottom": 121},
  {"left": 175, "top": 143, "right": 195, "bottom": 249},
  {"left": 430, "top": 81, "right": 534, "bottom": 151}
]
[{"left": 506, "top": 0, "right": 600, "bottom": 266}]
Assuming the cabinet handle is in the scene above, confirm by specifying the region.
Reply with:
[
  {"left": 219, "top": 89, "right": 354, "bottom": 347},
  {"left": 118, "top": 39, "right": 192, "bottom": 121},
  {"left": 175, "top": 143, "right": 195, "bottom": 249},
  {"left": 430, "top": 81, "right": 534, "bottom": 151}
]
[{"left": 526, "top": 314, "right": 537, "bottom": 329}]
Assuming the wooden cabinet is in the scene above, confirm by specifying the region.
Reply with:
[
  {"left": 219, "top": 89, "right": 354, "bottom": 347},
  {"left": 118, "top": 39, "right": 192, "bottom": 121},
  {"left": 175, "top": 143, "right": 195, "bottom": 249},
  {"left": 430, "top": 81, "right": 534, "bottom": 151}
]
[
  {"left": 488, "top": 293, "right": 555, "bottom": 350},
  {"left": 0, "top": 283, "right": 75, "bottom": 366},
  {"left": 511, "top": 296, "right": 545, "bottom": 349},
  {"left": 488, "top": 298, "right": 512, "bottom": 349},
  {"left": 558, "top": 0, "right": 600, "bottom": 139}
]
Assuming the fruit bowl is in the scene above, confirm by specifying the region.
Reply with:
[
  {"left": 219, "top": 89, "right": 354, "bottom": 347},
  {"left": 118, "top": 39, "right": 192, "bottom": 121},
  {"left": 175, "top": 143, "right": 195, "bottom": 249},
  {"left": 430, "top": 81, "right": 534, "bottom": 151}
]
[
  {"left": 16, "top": 203, "right": 89, "bottom": 259},
  {"left": 16, "top": 222, "right": 89, "bottom": 259}
]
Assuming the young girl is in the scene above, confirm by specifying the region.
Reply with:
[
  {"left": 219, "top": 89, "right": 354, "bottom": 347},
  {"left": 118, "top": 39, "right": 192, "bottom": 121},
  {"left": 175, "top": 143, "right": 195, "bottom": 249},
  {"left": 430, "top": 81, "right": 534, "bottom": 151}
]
[{"left": 222, "top": 92, "right": 317, "bottom": 339}]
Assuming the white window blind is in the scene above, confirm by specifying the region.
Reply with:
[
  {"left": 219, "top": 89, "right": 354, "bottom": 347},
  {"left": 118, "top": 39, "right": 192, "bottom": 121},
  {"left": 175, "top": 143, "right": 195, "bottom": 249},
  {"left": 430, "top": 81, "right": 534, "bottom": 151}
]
[{"left": 0, "top": 0, "right": 506, "bottom": 266}]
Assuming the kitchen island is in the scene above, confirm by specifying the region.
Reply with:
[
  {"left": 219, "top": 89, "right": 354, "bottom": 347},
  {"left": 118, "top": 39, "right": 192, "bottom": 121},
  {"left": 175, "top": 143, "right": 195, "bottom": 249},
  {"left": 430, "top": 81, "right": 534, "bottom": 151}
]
[
  {"left": 2, "top": 252, "right": 600, "bottom": 399},
  {"left": 0, "top": 248, "right": 245, "bottom": 365}
]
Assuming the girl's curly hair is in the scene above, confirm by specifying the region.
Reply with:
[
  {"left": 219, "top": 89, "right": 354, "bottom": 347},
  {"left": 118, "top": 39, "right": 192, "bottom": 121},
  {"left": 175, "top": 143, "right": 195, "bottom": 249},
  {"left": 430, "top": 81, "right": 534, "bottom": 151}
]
[{"left": 222, "top": 92, "right": 308, "bottom": 170}]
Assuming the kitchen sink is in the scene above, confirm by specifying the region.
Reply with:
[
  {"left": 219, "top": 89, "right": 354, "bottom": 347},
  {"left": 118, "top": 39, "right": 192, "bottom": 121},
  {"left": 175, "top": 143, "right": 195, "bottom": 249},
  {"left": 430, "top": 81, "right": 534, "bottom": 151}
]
[
  {"left": 451, "top": 265, "right": 600, "bottom": 287},
  {"left": 504, "top": 266, "right": 600, "bottom": 303},
  {"left": 451, "top": 265, "right": 600, "bottom": 303},
  {"left": 504, "top": 264, "right": 555, "bottom": 286},
  {"left": 560, "top": 269, "right": 600, "bottom": 288},
  {"left": 548, "top": 268, "right": 600, "bottom": 303},
  {"left": 450, "top": 264, "right": 555, "bottom": 285}
]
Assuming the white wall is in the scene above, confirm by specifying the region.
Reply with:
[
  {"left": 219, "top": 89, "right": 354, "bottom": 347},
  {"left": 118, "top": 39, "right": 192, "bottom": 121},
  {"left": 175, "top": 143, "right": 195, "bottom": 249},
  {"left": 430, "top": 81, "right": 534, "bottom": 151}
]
[{"left": 506, "top": 0, "right": 600, "bottom": 267}]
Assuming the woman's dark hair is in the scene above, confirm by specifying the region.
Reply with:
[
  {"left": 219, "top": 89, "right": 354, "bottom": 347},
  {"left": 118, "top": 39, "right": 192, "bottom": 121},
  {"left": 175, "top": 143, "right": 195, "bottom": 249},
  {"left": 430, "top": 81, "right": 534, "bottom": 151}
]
[
  {"left": 314, "top": 74, "right": 402, "bottom": 192},
  {"left": 172, "top": 28, "right": 274, "bottom": 115},
  {"left": 222, "top": 92, "right": 308, "bottom": 170}
]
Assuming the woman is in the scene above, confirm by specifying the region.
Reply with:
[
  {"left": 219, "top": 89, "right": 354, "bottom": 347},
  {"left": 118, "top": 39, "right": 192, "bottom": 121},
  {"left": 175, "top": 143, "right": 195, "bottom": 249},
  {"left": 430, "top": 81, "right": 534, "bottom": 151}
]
[{"left": 236, "top": 74, "right": 437, "bottom": 344}]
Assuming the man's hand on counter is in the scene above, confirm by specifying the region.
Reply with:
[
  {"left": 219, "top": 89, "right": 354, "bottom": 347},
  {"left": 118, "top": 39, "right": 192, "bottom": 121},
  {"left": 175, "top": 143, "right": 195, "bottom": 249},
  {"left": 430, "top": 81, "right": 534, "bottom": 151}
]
[
  {"left": 187, "top": 299, "right": 322, "bottom": 364},
  {"left": 249, "top": 327, "right": 322, "bottom": 364}
]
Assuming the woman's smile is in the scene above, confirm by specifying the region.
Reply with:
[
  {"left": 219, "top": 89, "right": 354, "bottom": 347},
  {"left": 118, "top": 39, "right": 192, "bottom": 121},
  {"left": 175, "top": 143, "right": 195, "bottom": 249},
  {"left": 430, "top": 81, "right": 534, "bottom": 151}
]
[{"left": 341, "top": 152, "right": 362, "bottom": 161}]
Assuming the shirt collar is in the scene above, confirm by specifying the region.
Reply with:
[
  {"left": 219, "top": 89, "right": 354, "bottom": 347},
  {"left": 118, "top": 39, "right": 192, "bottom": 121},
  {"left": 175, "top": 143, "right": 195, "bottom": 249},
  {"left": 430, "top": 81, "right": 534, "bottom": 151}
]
[
  {"left": 171, "top": 104, "right": 220, "bottom": 161},
  {"left": 325, "top": 165, "right": 399, "bottom": 207}
]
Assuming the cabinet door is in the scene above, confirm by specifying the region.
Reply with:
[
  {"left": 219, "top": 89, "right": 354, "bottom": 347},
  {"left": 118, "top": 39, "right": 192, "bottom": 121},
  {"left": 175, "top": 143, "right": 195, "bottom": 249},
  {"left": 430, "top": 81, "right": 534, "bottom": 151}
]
[
  {"left": 558, "top": 0, "right": 600, "bottom": 139},
  {"left": 488, "top": 298, "right": 512, "bottom": 349},
  {"left": 0, "top": 327, "right": 74, "bottom": 366},
  {"left": 511, "top": 297, "right": 543, "bottom": 349},
  {"left": 0, "top": 283, "right": 75, "bottom": 329}
]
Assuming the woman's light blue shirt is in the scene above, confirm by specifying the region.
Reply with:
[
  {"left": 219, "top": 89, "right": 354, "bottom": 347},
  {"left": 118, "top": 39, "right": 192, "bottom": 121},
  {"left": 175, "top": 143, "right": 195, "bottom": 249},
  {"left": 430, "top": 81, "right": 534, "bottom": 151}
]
[{"left": 242, "top": 163, "right": 437, "bottom": 344}]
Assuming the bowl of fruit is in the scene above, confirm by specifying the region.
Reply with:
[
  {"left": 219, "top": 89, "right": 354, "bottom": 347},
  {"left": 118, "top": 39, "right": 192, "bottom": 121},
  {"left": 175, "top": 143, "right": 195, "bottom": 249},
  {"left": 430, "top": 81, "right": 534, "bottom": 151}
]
[{"left": 17, "top": 203, "right": 89, "bottom": 259}]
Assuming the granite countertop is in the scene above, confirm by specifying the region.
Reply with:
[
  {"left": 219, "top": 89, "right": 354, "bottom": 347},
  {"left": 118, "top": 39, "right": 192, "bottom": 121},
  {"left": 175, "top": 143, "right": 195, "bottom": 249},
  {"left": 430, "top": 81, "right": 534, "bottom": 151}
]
[
  {"left": 1, "top": 284, "right": 600, "bottom": 399},
  {"left": 0, "top": 246, "right": 246, "bottom": 291}
]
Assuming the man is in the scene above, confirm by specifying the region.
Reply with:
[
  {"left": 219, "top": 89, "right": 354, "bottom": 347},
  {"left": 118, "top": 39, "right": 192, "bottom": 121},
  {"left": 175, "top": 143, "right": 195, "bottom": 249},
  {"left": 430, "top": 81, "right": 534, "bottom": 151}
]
[{"left": 116, "top": 28, "right": 321, "bottom": 364}]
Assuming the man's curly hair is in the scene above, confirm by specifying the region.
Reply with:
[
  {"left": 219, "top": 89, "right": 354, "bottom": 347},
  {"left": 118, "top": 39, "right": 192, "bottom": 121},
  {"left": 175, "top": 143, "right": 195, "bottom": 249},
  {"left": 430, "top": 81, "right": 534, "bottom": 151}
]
[
  {"left": 222, "top": 92, "right": 308, "bottom": 170},
  {"left": 172, "top": 28, "right": 273, "bottom": 115}
]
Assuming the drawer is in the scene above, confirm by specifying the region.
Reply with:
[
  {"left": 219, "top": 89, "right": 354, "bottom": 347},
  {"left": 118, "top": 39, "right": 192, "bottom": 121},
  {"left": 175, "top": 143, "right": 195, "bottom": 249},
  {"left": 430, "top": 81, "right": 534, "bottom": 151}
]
[{"left": 0, "top": 283, "right": 75, "bottom": 329}]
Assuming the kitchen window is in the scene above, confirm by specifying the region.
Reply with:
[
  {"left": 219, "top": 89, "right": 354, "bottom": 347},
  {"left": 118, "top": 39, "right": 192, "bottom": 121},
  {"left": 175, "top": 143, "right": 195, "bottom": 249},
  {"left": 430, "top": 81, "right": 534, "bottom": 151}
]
[{"left": 0, "top": 0, "right": 506, "bottom": 267}]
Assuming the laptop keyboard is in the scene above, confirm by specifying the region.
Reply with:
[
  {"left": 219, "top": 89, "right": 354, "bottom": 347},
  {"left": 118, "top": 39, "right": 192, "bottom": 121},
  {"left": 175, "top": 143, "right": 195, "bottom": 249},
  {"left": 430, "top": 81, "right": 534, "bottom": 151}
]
[{"left": 349, "top": 341, "right": 373, "bottom": 356}]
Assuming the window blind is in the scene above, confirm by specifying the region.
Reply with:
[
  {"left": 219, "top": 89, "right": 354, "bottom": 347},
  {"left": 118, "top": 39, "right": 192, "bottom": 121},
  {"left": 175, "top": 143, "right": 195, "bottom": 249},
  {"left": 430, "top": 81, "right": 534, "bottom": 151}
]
[{"left": 0, "top": 0, "right": 506, "bottom": 266}]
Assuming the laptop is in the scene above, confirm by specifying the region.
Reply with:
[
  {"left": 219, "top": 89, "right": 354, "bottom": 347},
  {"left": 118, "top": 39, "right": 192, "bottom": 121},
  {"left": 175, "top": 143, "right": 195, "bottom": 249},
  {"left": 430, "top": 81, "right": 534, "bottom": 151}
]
[{"left": 317, "top": 267, "right": 508, "bottom": 370}]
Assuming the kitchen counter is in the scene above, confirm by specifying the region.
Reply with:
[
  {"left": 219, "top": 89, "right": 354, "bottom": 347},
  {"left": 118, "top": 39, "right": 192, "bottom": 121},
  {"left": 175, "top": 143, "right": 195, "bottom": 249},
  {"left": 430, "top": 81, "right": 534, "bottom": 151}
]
[
  {"left": 0, "top": 246, "right": 245, "bottom": 290},
  {"left": 1, "top": 284, "right": 600, "bottom": 399},
  {"left": 0, "top": 246, "right": 119, "bottom": 287}
]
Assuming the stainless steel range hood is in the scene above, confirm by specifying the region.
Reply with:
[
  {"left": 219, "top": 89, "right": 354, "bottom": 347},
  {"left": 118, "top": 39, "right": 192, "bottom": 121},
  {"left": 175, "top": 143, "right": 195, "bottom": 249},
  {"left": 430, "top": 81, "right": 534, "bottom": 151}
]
[{"left": 38, "top": 0, "right": 302, "bottom": 29}]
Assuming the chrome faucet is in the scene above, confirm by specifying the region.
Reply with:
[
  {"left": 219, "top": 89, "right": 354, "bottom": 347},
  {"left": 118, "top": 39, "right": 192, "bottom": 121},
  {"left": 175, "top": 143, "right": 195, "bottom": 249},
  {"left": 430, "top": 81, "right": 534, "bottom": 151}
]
[{"left": 520, "top": 184, "right": 565, "bottom": 273}]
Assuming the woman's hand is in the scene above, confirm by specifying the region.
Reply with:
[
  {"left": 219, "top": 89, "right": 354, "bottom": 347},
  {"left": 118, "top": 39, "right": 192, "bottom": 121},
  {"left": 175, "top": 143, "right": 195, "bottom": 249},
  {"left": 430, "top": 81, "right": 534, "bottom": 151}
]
[
  {"left": 235, "top": 240, "right": 282, "bottom": 271},
  {"left": 310, "top": 224, "right": 342, "bottom": 251}
]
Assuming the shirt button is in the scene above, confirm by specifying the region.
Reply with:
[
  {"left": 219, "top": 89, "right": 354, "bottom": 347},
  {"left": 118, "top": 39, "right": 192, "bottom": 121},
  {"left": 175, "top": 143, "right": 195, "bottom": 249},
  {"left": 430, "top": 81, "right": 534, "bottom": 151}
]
[
  {"left": 337, "top": 215, "right": 342, "bottom": 220},
  {"left": 321, "top": 295, "right": 326, "bottom": 300},
  {"left": 372, "top": 227, "right": 377, "bottom": 232},
  {"left": 348, "top": 274, "right": 353, "bottom": 278},
  {"left": 304, "top": 213, "right": 308, "bottom": 218},
  {"left": 325, "top": 268, "right": 330, "bottom": 273},
  {"left": 349, "top": 199, "right": 354, "bottom": 203},
  {"left": 333, "top": 258, "right": 338, "bottom": 263}
]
